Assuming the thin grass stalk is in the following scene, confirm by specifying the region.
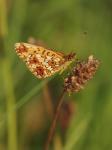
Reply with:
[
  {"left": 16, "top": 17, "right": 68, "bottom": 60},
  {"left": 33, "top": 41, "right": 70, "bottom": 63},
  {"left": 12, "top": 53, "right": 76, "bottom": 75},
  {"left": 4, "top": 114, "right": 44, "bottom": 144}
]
[
  {"left": 0, "top": 0, "right": 8, "bottom": 38},
  {"left": 44, "top": 90, "right": 66, "bottom": 150},
  {"left": 2, "top": 60, "right": 18, "bottom": 150},
  {"left": 0, "top": 0, "right": 18, "bottom": 149}
]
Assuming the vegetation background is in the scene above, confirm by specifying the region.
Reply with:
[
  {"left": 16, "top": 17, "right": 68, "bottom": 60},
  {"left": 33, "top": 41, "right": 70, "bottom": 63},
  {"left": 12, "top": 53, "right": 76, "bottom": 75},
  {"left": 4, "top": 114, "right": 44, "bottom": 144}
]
[{"left": 0, "top": 0, "right": 112, "bottom": 150}]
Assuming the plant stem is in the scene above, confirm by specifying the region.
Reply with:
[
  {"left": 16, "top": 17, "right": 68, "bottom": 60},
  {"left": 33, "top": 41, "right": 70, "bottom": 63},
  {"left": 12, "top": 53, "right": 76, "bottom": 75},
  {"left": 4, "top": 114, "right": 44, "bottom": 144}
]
[
  {"left": 0, "top": 0, "right": 8, "bottom": 37},
  {"left": 44, "top": 90, "right": 66, "bottom": 150},
  {"left": 0, "top": 1, "right": 18, "bottom": 150},
  {"left": 2, "top": 60, "right": 18, "bottom": 150}
]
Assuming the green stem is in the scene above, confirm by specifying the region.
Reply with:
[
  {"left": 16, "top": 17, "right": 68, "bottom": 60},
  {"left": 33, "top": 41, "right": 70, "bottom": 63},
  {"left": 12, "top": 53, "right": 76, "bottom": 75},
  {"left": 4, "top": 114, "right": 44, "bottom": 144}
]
[
  {"left": 2, "top": 60, "right": 18, "bottom": 150},
  {"left": 0, "top": 0, "right": 8, "bottom": 38},
  {"left": 0, "top": 0, "right": 18, "bottom": 149}
]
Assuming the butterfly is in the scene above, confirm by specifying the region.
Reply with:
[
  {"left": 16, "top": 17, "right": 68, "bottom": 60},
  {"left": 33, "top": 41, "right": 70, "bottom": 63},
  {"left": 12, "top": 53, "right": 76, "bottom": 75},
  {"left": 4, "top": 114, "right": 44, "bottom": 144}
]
[{"left": 15, "top": 43, "right": 75, "bottom": 79}]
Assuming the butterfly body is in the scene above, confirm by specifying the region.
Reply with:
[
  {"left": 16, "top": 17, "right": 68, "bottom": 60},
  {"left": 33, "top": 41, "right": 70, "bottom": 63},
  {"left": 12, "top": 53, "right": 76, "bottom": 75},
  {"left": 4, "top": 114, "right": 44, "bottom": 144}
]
[{"left": 15, "top": 43, "right": 75, "bottom": 78}]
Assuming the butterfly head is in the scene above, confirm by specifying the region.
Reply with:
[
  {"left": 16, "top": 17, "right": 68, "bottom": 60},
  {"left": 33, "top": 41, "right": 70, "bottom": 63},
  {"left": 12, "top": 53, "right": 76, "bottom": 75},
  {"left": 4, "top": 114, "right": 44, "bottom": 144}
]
[{"left": 64, "top": 52, "right": 76, "bottom": 61}]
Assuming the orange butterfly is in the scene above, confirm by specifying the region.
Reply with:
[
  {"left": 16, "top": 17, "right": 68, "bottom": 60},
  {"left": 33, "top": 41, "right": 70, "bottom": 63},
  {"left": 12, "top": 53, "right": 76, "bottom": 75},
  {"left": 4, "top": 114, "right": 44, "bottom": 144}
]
[{"left": 15, "top": 43, "right": 75, "bottom": 79}]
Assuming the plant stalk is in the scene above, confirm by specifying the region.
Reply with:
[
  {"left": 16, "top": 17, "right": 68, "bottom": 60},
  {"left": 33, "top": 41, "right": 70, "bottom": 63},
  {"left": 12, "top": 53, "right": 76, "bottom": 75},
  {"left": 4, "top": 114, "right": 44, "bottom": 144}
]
[
  {"left": 2, "top": 60, "right": 18, "bottom": 150},
  {"left": 44, "top": 90, "right": 66, "bottom": 150}
]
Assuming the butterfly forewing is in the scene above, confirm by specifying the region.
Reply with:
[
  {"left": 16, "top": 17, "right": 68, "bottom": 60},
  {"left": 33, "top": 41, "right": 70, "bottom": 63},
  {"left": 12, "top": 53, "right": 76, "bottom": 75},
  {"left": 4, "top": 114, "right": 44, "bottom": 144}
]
[{"left": 15, "top": 43, "right": 67, "bottom": 78}]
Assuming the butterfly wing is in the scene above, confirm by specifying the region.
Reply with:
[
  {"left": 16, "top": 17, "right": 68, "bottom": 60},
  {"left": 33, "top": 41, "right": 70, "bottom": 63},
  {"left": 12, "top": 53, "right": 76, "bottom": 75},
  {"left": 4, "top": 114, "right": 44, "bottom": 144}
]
[{"left": 15, "top": 43, "right": 66, "bottom": 78}]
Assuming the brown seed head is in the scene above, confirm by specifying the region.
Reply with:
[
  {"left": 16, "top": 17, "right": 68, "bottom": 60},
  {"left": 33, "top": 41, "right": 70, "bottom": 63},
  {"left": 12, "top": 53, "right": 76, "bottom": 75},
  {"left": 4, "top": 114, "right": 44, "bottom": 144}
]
[{"left": 64, "top": 55, "right": 100, "bottom": 93}]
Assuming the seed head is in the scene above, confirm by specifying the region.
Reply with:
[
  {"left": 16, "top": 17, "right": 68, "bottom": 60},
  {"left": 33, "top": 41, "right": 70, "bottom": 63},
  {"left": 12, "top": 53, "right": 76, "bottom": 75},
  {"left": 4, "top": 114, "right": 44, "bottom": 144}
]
[{"left": 64, "top": 55, "right": 100, "bottom": 93}]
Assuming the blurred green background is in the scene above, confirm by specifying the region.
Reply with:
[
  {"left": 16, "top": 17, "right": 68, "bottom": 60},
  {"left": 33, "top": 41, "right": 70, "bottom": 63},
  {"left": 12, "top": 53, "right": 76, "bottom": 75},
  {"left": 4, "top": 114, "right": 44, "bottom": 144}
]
[{"left": 0, "top": 0, "right": 112, "bottom": 150}]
